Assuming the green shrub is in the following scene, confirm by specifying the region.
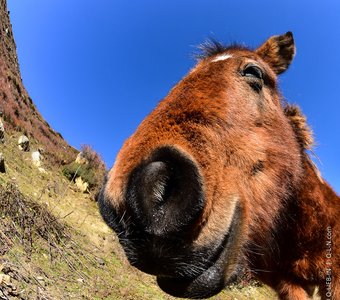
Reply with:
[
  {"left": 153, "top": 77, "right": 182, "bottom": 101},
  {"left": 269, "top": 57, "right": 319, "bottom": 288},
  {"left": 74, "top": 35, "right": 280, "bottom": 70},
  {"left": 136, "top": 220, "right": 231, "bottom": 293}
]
[
  {"left": 62, "top": 145, "right": 106, "bottom": 197},
  {"left": 63, "top": 162, "right": 97, "bottom": 188}
]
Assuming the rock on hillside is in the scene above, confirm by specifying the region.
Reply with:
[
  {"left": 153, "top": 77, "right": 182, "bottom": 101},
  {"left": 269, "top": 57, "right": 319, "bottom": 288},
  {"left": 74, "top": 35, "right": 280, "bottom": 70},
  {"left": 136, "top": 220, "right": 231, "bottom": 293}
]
[{"left": 0, "top": 0, "right": 77, "bottom": 163}]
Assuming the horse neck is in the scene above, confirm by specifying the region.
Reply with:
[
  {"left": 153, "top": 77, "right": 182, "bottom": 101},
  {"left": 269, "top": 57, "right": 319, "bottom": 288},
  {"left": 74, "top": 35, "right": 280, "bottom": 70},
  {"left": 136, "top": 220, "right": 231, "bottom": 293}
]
[
  {"left": 254, "top": 155, "right": 339, "bottom": 283},
  {"left": 283, "top": 154, "right": 340, "bottom": 266},
  {"left": 296, "top": 156, "right": 339, "bottom": 222}
]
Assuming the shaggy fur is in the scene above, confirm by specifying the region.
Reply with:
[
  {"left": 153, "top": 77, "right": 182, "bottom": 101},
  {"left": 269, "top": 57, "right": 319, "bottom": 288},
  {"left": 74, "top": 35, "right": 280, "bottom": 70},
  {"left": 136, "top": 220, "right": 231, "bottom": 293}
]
[
  {"left": 284, "top": 104, "right": 314, "bottom": 150},
  {"left": 99, "top": 32, "right": 339, "bottom": 300},
  {"left": 195, "top": 40, "right": 247, "bottom": 61}
]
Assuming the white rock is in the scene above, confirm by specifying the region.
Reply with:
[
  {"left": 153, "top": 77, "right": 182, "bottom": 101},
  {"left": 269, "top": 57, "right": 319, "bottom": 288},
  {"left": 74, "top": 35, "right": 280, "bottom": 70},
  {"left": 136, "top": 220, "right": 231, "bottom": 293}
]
[
  {"left": 75, "top": 176, "right": 89, "bottom": 193},
  {"left": 32, "top": 150, "right": 42, "bottom": 167},
  {"left": 18, "top": 135, "right": 30, "bottom": 151}
]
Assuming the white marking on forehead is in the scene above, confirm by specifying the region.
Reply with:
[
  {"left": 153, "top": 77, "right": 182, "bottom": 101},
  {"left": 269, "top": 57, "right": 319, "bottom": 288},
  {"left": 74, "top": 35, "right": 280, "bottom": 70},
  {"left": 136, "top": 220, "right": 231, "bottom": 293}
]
[{"left": 211, "top": 53, "right": 232, "bottom": 62}]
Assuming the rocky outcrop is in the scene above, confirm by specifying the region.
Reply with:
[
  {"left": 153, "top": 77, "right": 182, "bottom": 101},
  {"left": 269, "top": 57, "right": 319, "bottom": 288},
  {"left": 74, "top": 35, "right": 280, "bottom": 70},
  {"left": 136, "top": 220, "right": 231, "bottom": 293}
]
[
  {"left": 18, "top": 135, "right": 29, "bottom": 151},
  {"left": 31, "top": 150, "right": 42, "bottom": 167}
]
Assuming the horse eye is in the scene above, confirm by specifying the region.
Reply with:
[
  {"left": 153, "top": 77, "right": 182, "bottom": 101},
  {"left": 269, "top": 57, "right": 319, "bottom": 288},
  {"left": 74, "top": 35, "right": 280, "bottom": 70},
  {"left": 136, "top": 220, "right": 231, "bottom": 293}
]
[{"left": 242, "top": 64, "right": 263, "bottom": 80}]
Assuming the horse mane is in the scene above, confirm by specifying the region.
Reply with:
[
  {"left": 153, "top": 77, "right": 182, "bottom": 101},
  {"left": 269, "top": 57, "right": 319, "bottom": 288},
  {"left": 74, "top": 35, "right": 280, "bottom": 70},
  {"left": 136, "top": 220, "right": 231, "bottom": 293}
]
[
  {"left": 283, "top": 104, "right": 314, "bottom": 151},
  {"left": 283, "top": 103, "right": 324, "bottom": 182},
  {"left": 195, "top": 39, "right": 247, "bottom": 60}
]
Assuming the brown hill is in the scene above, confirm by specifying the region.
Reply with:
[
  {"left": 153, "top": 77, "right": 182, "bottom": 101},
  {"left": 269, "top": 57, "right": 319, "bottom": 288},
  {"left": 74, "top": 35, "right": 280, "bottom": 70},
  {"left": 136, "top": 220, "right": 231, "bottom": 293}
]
[{"left": 0, "top": 0, "right": 77, "bottom": 163}]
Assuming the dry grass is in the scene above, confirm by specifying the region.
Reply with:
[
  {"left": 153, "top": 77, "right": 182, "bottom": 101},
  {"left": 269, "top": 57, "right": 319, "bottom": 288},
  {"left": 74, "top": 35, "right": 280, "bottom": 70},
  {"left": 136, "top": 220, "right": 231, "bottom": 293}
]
[{"left": 0, "top": 183, "right": 69, "bottom": 251}]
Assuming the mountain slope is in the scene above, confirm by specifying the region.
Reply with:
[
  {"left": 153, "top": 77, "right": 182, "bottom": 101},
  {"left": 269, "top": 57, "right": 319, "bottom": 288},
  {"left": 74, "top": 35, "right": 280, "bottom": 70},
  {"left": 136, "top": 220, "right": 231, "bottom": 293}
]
[{"left": 0, "top": 0, "right": 76, "bottom": 163}]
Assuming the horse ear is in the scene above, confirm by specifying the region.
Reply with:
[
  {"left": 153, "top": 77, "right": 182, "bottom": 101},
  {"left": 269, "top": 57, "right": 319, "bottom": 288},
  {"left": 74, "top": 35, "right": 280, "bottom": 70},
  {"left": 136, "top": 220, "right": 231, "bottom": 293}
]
[{"left": 255, "top": 32, "right": 295, "bottom": 75}]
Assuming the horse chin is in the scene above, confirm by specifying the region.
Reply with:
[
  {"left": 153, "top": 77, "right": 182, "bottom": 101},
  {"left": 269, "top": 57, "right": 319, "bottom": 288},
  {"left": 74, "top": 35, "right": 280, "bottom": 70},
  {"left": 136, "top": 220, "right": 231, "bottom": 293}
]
[
  {"left": 157, "top": 203, "right": 243, "bottom": 299},
  {"left": 156, "top": 261, "right": 239, "bottom": 299}
]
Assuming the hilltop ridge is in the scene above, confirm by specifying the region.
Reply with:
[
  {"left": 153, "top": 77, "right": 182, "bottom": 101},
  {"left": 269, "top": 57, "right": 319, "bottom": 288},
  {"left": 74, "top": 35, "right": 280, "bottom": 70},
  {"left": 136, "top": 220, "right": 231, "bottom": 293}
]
[{"left": 0, "top": 0, "right": 76, "bottom": 163}]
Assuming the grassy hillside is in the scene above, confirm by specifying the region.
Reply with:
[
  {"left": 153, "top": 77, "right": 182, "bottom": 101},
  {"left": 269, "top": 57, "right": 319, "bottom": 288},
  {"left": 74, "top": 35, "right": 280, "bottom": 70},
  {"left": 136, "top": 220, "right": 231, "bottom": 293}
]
[
  {"left": 0, "top": 133, "right": 169, "bottom": 300},
  {"left": 0, "top": 134, "right": 277, "bottom": 300}
]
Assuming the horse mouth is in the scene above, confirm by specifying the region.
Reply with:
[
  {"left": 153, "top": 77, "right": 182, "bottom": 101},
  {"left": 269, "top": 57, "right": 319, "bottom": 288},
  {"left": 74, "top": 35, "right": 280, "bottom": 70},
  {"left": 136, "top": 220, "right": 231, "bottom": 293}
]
[{"left": 156, "top": 203, "right": 242, "bottom": 299}]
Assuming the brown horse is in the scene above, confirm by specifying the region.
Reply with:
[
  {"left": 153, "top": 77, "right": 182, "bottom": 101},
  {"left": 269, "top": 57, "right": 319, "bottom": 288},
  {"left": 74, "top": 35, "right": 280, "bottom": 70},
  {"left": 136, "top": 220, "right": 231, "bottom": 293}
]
[{"left": 99, "top": 32, "right": 340, "bottom": 299}]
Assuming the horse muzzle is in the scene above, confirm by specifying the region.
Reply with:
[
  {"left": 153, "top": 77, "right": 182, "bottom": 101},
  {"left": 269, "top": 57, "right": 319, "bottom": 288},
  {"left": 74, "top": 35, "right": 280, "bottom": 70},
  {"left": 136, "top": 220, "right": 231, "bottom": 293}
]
[{"left": 98, "top": 146, "right": 243, "bottom": 298}]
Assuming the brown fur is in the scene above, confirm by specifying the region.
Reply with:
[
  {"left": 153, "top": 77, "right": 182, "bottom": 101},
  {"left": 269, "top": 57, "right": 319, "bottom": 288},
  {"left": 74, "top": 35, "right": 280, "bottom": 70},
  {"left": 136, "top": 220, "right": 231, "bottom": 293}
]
[
  {"left": 256, "top": 32, "right": 296, "bottom": 74},
  {"left": 284, "top": 105, "right": 314, "bottom": 151},
  {"left": 101, "top": 32, "right": 340, "bottom": 299}
]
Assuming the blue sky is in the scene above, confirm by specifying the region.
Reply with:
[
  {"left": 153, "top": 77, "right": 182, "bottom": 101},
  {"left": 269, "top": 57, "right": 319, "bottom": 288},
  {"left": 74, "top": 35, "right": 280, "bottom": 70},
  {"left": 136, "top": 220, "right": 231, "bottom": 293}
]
[{"left": 8, "top": 1, "right": 340, "bottom": 193}]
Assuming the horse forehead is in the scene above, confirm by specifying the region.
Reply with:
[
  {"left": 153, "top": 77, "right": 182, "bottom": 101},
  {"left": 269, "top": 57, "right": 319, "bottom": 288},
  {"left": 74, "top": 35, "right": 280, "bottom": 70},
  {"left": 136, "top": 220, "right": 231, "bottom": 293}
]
[{"left": 211, "top": 53, "right": 233, "bottom": 62}]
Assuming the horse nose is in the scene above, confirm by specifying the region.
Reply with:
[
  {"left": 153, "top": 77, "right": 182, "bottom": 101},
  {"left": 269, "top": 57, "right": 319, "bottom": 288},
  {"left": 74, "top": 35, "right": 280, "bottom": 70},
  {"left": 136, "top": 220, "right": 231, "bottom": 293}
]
[
  {"left": 126, "top": 146, "right": 205, "bottom": 236},
  {"left": 139, "top": 160, "right": 172, "bottom": 206}
]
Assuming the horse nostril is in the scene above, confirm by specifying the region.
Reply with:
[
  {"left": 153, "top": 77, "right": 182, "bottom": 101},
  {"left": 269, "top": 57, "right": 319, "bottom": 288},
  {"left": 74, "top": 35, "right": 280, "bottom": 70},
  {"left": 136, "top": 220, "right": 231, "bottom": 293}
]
[
  {"left": 126, "top": 146, "right": 205, "bottom": 236},
  {"left": 141, "top": 161, "right": 172, "bottom": 206}
]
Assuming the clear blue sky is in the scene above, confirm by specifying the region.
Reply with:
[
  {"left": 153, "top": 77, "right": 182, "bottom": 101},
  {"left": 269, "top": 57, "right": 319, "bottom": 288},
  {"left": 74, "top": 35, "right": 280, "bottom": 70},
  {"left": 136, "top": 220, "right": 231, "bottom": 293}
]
[{"left": 8, "top": 1, "right": 340, "bottom": 193}]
